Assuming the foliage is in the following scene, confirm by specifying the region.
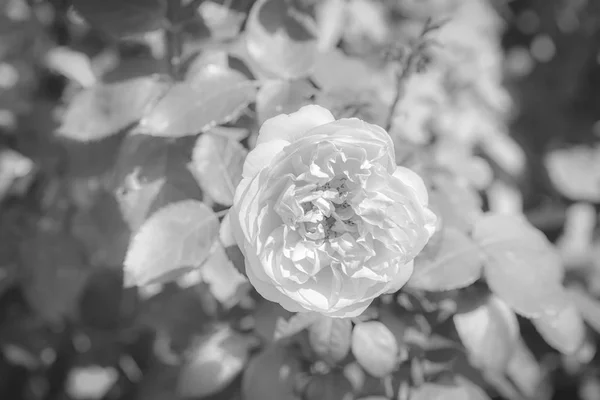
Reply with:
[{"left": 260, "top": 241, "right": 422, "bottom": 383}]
[{"left": 1, "top": 0, "right": 600, "bottom": 399}]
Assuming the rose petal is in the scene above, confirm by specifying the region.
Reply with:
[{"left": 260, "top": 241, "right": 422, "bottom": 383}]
[
  {"left": 243, "top": 139, "right": 290, "bottom": 178},
  {"left": 256, "top": 105, "right": 335, "bottom": 146},
  {"left": 385, "top": 260, "right": 414, "bottom": 294},
  {"left": 393, "top": 166, "right": 429, "bottom": 205}
]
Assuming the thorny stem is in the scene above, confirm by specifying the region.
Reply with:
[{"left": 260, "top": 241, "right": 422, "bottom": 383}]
[
  {"left": 165, "top": 0, "right": 184, "bottom": 79},
  {"left": 384, "top": 18, "right": 447, "bottom": 132}
]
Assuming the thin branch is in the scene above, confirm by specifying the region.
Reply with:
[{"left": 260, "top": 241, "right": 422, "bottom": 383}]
[
  {"left": 165, "top": 0, "right": 184, "bottom": 79},
  {"left": 384, "top": 18, "right": 447, "bottom": 132}
]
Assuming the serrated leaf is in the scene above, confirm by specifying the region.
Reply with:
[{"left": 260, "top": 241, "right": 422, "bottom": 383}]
[
  {"left": 242, "top": 344, "right": 303, "bottom": 400},
  {"left": 453, "top": 292, "right": 519, "bottom": 372},
  {"left": 200, "top": 244, "right": 249, "bottom": 308},
  {"left": 138, "top": 75, "right": 257, "bottom": 137},
  {"left": 113, "top": 134, "right": 203, "bottom": 231},
  {"left": 124, "top": 200, "right": 219, "bottom": 287},
  {"left": 71, "top": 0, "right": 166, "bottom": 38},
  {"left": 275, "top": 312, "right": 320, "bottom": 340},
  {"left": 57, "top": 76, "right": 168, "bottom": 142},
  {"left": 473, "top": 214, "right": 568, "bottom": 318},
  {"left": 409, "top": 227, "right": 484, "bottom": 291},
  {"left": 245, "top": 0, "right": 318, "bottom": 79},
  {"left": 351, "top": 321, "right": 398, "bottom": 378},
  {"left": 256, "top": 79, "right": 315, "bottom": 125},
  {"left": 308, "top": 316, "right": 351, "bottom": 365},
  {"left": 533, "top": 302, "right": 585, "bottom": 355},
  {"left": 190, "top": 132, "right": 246, "bottom": 206},
  {"left": 177, "top": 325, "right": 252, "bottom": 398},
  {"left": 545, "top": 144, "right": 600, "bottom": 202}
]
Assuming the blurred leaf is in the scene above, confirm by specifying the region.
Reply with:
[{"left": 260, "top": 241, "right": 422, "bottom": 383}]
[
  {"left": 66, "top": 366, "right": 119, "bottom": 400},
  {"left": 200, "top": 244, "right": 249, "bottom": 308},
  {"left": 177, "top": 325, "right": 252, "bottom": 398},
  {"left": 453, "top": 292, "right": 519, "bottom": 372},
  {"left": 0, "top": 148, "right": 34, "bottom": 202},
  {"left": 124, "top": 200, "right": 219, "bottom": 287},
  {"left": 315, "top": 0, "right": 347, "bottom": 52},
  {"left": 245, "top": 0, "right": 318, "bottom": 79},
  {"left": 473, "top": 214, "right": 568, "bottom": 318},
  {"left": 20, "top": 231, "right": 90, "bottom": 323},
  {"left": 256, "top": 79, "right": 316, "bottom": 124},
  {"left": 532, "top": 302, "right": 585, "bottom": 355},
  {"left": 113, "top": 134, "right": 202, "bottom": 231},
  {"left": 411, "top": 381, "right": 490, "bottom": 400},
  {"left": 138, "top": 72, "right": 257, "bottom": 137},
  {"left": 71, "top": 189, "right": 131, "bottom": 267},
  {"left": 351, "top": 321, "right": 398, "bottom": 378},
  {"left": 505, "top": 339, "right": 543, "bottom": 398},
  {"left": 198, "top": 1, "right": 246, "bottom": 40},
  {"left": 44, "top": 46, "right": 97, "bottom": 87},
  {"left": 304, "top": 371, "right": 354, "bottom": 400},
  {"left": 242, "top": 344, "right": 303, "bottom": 400},
  {"left": 71, "top": 0, "right": 167, "bottom": 38},
  {"left": 275, "top": 312, "right": 320, "bottom": 340},
  {"left": 253, "top": 300, "right": 292, "bottom": 343},
  {"left": 569, "top": 286, "right": 600, "bottom": 334},
  {"left": 545, "top": 144, "right": 600, "bottom": 202},
  {"left": 190, "top": 132, "right": 246, "bottom": 206},
  {"left": 409, "top": 227, "right": 484, "bottom": 291},
  {"left": 308, "top": 316, "right": 351, "bottom": 365},
  {"left": 428, "top": 173, "right": 482, "bottom": 233},
  {"left": 57, "top": 76, "right": 168, "bottom": 142}
]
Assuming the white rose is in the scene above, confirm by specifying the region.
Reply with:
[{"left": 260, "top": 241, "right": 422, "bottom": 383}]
[{"left": 231, "top": 105, "right": 436, "bottom": 317}]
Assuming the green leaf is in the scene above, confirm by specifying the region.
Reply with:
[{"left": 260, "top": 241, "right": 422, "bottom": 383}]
[
  {"left": 453, "top": 292, "right": 519, "bottom": 372},
  {"left": 177, "top": 325, "right": 252, "bottom": 398},
  {"left": 304, "top": 372, "right": 354, "bottom": 400},
  {"left": 351, "top": 321, "right": 398, "bottom": 378},
  {"left": 533, "top": 302, "right": 585, "bottom": 355},
  {"left": 428, "top": 173, "right": 483, "bottom": 233},
  {"left": 57, "top": 76, "right": 168, "bottom": 142},
  {"left": 113, "top": 134, "right": 203, "bottom": 231},
  {"left": 568, "top": 286, "right": 600, "bottom": 334},
  {"left": 253, "top": 300, "right": 292, "bottom": 343},
  {"left": 256, "top": 79, "right": 316, "bottom": 125},
  {"left": 245, "top": 0, "right": 318, "bottom": 79},
  {"left": 473, "top": 213, "right": 568, "bottom": 318},
  {"left": 242, "top": 344, "right": 303, "bottom": 400},
  {"left": 200, "top": 244, "right": 249, "bottom": 308},
  {"left": 138, "top": 73, "right": 257, "bottom": 137},
  {"left": 409, "top": 227, "right": 484, "bottom": 291},
  {"left": 71, "top": 0, "right": 167, "bottom": 38},
  {"left": 44, "top": 46, "right": 96, "bottom": 87},
  {"left": 308, "top": 316, "right": 352, "bottom": 365},
  {"left": 505, "top": 339, "right": 543, "bottom": 398},
  {"left": 124, "top": 200, "right": 219, "bottom": 287},
  {"left": 545, "top": 144, "right": 600, "bottom": 202},
  {"left": 190, "top": 132, "right": 247, "bottom": 206},
  {"left": 66, "top": 366, "right": 119, "bottom": 400},
  {"left": 411, "top": 382, "right": 485, "bottom": 400},
  {"left": 275, "top": 312, "right": 320, "bottom": 340}
]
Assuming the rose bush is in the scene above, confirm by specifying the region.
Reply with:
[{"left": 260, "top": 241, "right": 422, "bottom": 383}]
[{"left": 231, "top": 105, "right": 437, "bottom": 317}]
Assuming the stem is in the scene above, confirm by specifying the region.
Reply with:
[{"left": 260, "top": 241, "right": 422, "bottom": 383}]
[
  {"left": 165, "top": 0, "right": 184, "bottom": 79},
  {"left": 384, "top": 19, "right": 444, "bottom": 132}
]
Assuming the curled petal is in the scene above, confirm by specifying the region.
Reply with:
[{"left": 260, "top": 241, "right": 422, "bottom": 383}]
[
  {"left": 256, "top": 105, "right": 335, "bottom": 146},
  {"left": 242, "top": 139, "right": 290, "bottom": 178}
]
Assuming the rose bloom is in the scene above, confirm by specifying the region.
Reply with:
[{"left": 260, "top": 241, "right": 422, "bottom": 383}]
[{"left": 231, "top": 105, "right": 436, "bottom": 317}]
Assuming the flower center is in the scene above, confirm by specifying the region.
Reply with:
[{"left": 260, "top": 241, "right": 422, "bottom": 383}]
[{"left": 291, "top": 177, "right": 360, "bottom": 242}]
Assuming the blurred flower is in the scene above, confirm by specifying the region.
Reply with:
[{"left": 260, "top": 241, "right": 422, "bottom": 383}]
[{"left": 231, "top": 105, "right": 436, "bottom": 317}]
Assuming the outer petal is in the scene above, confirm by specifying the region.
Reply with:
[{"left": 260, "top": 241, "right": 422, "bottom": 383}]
[
  {"left": 256, "top": 105, "right": 335, "bottom": 145},
  {"left": 385, "top": 260, "right": 414, "bottom": 294},
  {"left": 393, "top": 166, "right": 429, "bottom": 205},
  {"left": 242, "top": 139, "right": 290, "bottom": 179}
]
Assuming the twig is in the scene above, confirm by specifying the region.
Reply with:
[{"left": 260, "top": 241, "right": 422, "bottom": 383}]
[
  {"left": 165, "top": 0, "right": 184, "bottom": 79},
  {"left": 384, "top": 18, "right": 447, "bottom": 132}
]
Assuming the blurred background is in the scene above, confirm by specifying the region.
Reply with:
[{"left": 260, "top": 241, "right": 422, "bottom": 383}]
[{"left": 0, "top": 0, "right": 599, "bottom": 399}]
